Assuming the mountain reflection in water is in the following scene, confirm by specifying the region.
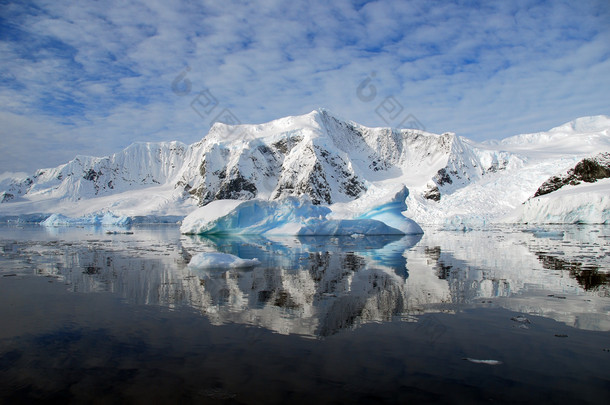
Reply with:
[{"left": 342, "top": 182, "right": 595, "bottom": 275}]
[{"left": 1, "top": 224, "right": 608, "bottom": 336}]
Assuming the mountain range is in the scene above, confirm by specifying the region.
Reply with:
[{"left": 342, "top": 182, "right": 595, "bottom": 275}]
[{"left": 1, "top": 109, "right": 609, "bottom": 225}]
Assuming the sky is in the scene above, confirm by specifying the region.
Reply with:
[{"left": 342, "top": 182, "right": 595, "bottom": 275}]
[{"left": 1, "top": 0, "right": 609, "bottom": 174}]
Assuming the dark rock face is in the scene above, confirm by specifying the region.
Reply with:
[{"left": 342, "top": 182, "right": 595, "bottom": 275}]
[
  {"left": 434, "top": 168, "right": 453, "bottom": 186},
  {"left": 425, "top": 168, "right": 454, "bottom": 201},
  {"left": 534, "top": 152, "right": 610, "bottom": 197},
  {"left": 215, "top": 175, "right": 258, "bottom": 200},
  {"left": 83, "top": 169, "right": 101, "bottom": 182},
  {"left": 306, "top": 162, "right": 332, "bottom": 205},
  {"left": 0, "top": 192, "right": 14, "bottom": 203},
  {"left": 572, "top": 158, "right": 610, "bottom": 182},
  {"left": 423, "top": 186, "right": 441, "bottom": 202},
  {"left": 188, "top": 173, "right": 258, "bottom": 205}
]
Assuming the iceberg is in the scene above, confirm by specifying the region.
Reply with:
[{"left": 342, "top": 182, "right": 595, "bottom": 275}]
[
  {"left": 180, "top": 194, "right": 423, "bottom": 236},
  {"left": 188, "top": 252, "right": 260, "bottom": 269},
  {"left": 41, "top": 212, "right": 132, "bottom": 227},
  {"left": 180, "top": 197, "right": 331, "bottom": 235},
  {"left": 356, "top": 187, "right": 423, "bottom": 235}
]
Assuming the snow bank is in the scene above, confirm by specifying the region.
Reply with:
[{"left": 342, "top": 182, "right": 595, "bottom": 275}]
[
  {"left": 188, "top": 252, "right": 260, "bottom": 269},
  {"left": 180, "top": 195, "right": 421, "bottom": 236},
  {"left": 42, "top": 212, "right": 132, "bottom": 227},
  {"left": 508, "top": 178, "right": 610, "bottom": 224}
]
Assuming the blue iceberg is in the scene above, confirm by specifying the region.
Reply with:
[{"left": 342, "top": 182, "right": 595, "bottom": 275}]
[
  {"left": 356, "top": 187, "right": 423, "bottom": 235},
  {"left": 181, "top": 188, "right": 423, "bottom": 236}
]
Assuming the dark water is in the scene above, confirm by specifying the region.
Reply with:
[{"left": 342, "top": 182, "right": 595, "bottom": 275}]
[{"left": 0, "top": 224, "right": 608, "bottom": 404}]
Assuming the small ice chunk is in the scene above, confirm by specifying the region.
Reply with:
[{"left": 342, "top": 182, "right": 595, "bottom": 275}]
[{"left": 464, "top": 358, "right": 503, "bottom": 365}]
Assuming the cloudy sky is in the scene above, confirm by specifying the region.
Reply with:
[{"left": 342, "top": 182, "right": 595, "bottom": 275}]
[{"left": 1, "top": 0, "right": 609, "bottom": 173}]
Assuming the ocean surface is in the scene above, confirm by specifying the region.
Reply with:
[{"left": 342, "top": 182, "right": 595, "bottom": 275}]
[{"left": 0, "top": 224, "right": 608, "bottom": 404}]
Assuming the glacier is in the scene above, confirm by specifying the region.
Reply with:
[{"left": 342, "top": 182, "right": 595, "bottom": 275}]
[
  {"left": 508, "top": 178, "right": 610, "bottom": 224},
  {"left": 42, "top": 212, "right": 132, "bottom": 227},
  {"left": 1, "top": 109, "right": 609, "bottom": 226}
]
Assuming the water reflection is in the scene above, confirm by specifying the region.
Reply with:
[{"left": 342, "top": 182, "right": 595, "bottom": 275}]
[
  {"left": 0, "top": 224, "right": 609, "bottom": 336},
  {"left": 179, "top": 233, "right": 421, "bottom": 336}
]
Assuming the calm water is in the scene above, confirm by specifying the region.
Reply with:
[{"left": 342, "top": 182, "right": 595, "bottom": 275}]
[{"left": 0, "top": 224, "right": 608, "bottom": 404}]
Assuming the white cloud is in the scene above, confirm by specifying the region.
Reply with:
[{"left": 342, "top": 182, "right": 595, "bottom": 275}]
[{"left": 1, "top": 0, "right": 609, "bottom": 173}]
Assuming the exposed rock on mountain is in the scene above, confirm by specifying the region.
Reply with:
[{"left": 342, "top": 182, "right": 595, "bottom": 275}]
[{"left": 533, "top": 152, "right": 610, "bottom": 197}]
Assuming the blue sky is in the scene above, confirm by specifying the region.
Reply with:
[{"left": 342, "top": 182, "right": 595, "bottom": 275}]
[{"left": 1, "top": 0, "right": 609, "bottom": 173}]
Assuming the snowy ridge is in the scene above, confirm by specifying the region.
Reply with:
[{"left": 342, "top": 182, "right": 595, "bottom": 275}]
[
  {"left": 484, "top": 115, "right": 610, "bottom": 157},
  {"left": 2, "top": 141, "right": 187, "bottom": 202},
  {"left": 175, "top": 109, "right": 471, "bottom": 207},
  {"left": 1, "top": 110, "right": 609, "bottom": 225}
]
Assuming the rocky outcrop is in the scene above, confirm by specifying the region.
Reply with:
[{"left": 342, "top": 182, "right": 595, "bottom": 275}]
[{"left": 534, "top": 152, "right": 610, "bottom": 197}]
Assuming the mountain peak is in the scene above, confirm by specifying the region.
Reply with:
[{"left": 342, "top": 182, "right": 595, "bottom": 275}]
[{"left": 549, "top": 115, "right": 610, "bottom": 134}]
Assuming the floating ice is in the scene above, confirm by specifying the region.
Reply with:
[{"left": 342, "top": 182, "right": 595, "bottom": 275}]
[
  {"left": 181, "top": 197, "right": 330, "bottom": 235},
  {"left": 180, "top": 195, "right": 419, "bottom": 236},
  {"left": 356, "top": 187, "right": 423, "bottom": 235},
  {"left": 510, "top": 316, "right": 531, "bottom": 324},
  {"left": 464, "top": 358, "right": 503, "bottom": 365},
  {"left": 188, "top": 252, "right": 260, "bottom": 269}
]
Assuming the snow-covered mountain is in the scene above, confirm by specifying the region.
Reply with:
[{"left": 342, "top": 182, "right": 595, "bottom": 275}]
[
  {"left": 409, "top": 116, "right": 610, "bottom": 225},
  {"left": 2, "top": 141, "right": 187, "bottom": 201},
  {"left": 506, "top": 153, "right": 610, "bottom": 224},
  {"left": 1, "top": 109, "right": 609, "bottom": 224}
]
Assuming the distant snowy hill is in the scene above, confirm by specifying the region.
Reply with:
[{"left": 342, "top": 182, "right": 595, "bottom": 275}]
[
  {"left": 506, "top": 153, "right": 610, "bottom": 224},
  {"left": 1, "top": 110, "right": 609, "bottom": 225}
]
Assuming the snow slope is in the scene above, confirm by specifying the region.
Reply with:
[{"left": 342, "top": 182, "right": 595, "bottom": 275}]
[
  {"left": 1, "top": 110, "right": 609, "bottom": 225},
  {"left": 408, "top": 115, "right": 610, "bottom": 225},
  {"left": 508, "top": 178, "right": 610, "bottom": 224}
]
